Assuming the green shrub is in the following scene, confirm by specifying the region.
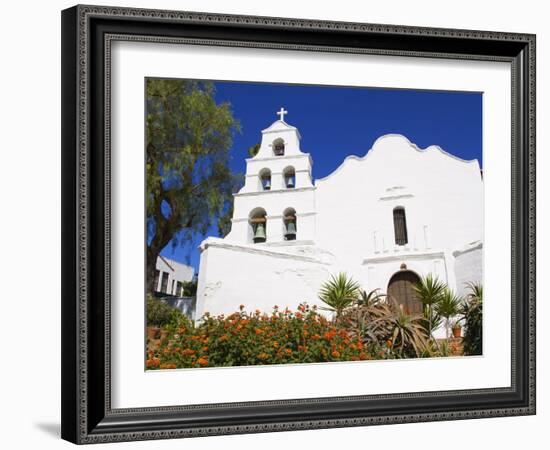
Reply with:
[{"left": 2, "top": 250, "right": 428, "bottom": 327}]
[
  {"left": 461, "top": 283, "right": 483, "bottom": 355},
  {"left": 146, "top": 296, "right": 183, "bottom": 327}
]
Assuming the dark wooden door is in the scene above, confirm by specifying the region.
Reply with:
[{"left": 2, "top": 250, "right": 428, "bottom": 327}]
[{"left": 387, "top": 271, "right": 422, "bottom": 315}]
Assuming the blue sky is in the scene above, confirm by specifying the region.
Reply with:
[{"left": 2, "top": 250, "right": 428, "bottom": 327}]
[{"left": 160, "top": 80, "right": 482, "bottom": 272}]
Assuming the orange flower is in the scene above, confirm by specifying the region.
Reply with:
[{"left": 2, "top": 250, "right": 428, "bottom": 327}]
[
  {"left": 284, "top": 348, "right": 292, "bottom": 355},
  {"left": 201, "top": 346, "right": 209, "bottom": 352},
  {"left": 219, "top": 334, "right": 228, "bottom": 342},
  {"left": 258, "top": 352, "right": 269, "bottom": 360},
  {"left": 197, "top": 356, "right": 209, "bottom": 367},
  {"left": 182, "top": 348, "right": 195, "bottom": 356},
  {"left": 331, "top": 351, "right": 341, "bottom": 358},
  {"left": 386, "top": 339, "right": 393, "bottom": 348},
  {"left": 255, "top": 328, "right": 264, "bottom": 335},
  {"left": 159, "top": 363, "right": 177, "bottom": 370},
  {"left": 295, "top": 312, "right": 303, "bottom": 319},
  {"left": 273, "top": 341, "right": 279, "bottom": 348},
  {"left": 146, "top": 357, "right": 160, "bottom": 368},
  {"left": 324, "top": 331, "right": 337, "bottom": 340}
]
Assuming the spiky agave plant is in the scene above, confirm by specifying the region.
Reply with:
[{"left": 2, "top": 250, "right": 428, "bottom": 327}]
[
  {"left": 376, "top": 298, "right": 430, "bottom": 358},
  {"left": 343, "top": 289, "right": 388, "bottom": 343},
  {"left": 357, "top": 288, "right": 386, "bottom": 307},
  {"left": 413, "top": 274, "right": 446, "bottom": 339},
  {"left": 318, "top": 273, "right": 361, "bottom": 321}
]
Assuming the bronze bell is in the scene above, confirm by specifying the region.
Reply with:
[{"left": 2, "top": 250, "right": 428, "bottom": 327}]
[
  {"left": 285, "top": 221, "right": 296, "bottom": 240},
  {"left": 253, "top": 223, "right": 266, "bottom": 243}
]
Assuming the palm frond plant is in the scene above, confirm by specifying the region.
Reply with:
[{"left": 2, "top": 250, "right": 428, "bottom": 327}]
[
  {"left": 461, "top": 282, "right": 483, "bottom": 355},
  {"left": 318, "top": 273, "right": 361, "bottom": 321},
  {"left": 413, "top": 274, "right": 446, "bottom": 340},
  {"left": 435, "top": 289, "right": 462, "bottom": 341}
]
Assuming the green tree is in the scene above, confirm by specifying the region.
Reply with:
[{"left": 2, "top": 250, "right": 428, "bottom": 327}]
[
  {"left": 146, "top": 79, "right": 240, "bottom": 293},
  {"left": 318, "top": 273, "right": 361, "bottom": 321},
  {"left": 461, "top": 282, "right": 483, "bottom": 355},
  {"left": 248, "top": 143, "right": 261, "bottom": 157}
]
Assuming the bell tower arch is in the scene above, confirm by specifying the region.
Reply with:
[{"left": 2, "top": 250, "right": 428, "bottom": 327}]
[{"left": 225, "top": 108, "right": 317, "bottom": 244}]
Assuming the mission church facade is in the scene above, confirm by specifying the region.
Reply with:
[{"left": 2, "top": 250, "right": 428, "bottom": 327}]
[{"left": 196, "top": 109, "right": 483, "bottom": 333}]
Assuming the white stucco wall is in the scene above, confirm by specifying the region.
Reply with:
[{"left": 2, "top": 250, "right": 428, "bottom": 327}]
[
  {"left": 315, "top": 134, "right": 482, "bottom": 278},
  {"left": 453, "top": 242, "right": 483, "bottom": 298},
  {"left": 196, "top": 239, "right": 335, "bottom": 319}
]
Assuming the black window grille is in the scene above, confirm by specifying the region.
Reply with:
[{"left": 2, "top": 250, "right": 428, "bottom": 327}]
[{"left": 393, "top": 207, "right": 408, "bottom": 245}]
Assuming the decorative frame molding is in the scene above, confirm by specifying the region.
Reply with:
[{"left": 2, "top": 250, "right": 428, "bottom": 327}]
[{"left": 61, "top": 4, "right": 536, "bottom": 444}]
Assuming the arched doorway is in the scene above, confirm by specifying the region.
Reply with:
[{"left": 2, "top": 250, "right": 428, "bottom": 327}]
[{"left": 387, "top": 270, "right": 422, "bottom": 315}]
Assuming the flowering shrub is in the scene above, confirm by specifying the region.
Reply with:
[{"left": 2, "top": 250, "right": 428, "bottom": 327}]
[{"left": 146, "top": 304, "right": 373, "bottom": 369}]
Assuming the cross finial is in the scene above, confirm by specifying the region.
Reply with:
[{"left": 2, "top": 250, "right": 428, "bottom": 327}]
[{"left": 277, "top": 107, "right": 288, "bottom": 122}]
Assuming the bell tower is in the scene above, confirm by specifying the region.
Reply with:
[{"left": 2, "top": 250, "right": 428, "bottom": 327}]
[{"left": 225, "top": 108, "right": 317, "bottom": 245}]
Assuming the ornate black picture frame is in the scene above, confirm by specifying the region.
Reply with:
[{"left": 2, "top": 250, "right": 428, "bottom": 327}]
[{"left": 61, "top": 4, "right": 536, "bottom": 444}]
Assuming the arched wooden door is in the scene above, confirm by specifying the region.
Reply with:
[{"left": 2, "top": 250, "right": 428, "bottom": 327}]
[{"left": 387, "top": 271, "right": 422, "bottom": 315}]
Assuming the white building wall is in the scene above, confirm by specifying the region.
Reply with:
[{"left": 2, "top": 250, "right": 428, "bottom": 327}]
[
  {"left": 314, "top": 134, "right": 483, "bottom": 292},
  {"left": 196, "top": 239, "right": 334, "bottom": 319},
  {"left": 155, "top": 256, "right": 195, "bottom": 296},
  {"left": 453, "top": 242, "right": 483, "bottom": 298}
]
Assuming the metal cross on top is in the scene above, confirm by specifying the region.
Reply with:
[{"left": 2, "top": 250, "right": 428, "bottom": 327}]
[{"left": 277, "top": 107, "right": 288, "bottom": 121}]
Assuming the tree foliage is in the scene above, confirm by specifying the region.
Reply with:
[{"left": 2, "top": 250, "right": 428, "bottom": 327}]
[
  {"left": 461, "top": 282, "right": 483, "bottom": 355},
  {"left": 248, "top": 143, "right": 261, "bottom": 157},
  {"left": 146, "top": 79, "right": 240, "bottom": 291}
]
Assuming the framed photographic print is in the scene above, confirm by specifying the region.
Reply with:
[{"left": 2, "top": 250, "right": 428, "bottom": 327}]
[{"left": 61, "top": 4, "right": 536, "bottom": 444}]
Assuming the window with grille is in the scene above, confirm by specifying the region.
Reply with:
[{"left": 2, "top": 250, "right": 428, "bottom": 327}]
[
  {"left": 393, "top": 207, "right": 408, "bottom": 245},
  {"left": 153, "top": 270, "right": 161, "bottom": 292},
  {"left": 160, "top": 271, "right": 169, "bottom": 293}
]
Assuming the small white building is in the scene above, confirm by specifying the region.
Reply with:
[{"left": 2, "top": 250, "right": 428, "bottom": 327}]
[
  {"left": 154, "top": 256, "right": 195, "bottom": 297},
  {"left": 196, "top": 109, "right": 483, "bottom": 331}
]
